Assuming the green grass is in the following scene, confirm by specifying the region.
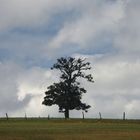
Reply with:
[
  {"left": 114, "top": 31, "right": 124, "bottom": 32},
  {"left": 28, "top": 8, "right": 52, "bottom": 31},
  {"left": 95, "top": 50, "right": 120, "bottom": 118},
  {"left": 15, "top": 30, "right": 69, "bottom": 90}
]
[{"left": 0, "top": 118, "right": 140, "bottom": 140}]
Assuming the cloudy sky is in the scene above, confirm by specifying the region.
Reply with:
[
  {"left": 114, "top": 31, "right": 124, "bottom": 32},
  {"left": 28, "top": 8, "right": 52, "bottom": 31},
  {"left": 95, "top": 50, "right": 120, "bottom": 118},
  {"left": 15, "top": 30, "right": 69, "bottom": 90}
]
[{"left": 0, "top": 0, "right": 140, "bottom": 119}]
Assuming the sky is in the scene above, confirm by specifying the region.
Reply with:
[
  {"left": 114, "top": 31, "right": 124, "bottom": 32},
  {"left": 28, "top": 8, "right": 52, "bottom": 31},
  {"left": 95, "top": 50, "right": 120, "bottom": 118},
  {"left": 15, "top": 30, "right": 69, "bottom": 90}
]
[{"left": 0, "top": 0, "right": 140, "bottom": 119}]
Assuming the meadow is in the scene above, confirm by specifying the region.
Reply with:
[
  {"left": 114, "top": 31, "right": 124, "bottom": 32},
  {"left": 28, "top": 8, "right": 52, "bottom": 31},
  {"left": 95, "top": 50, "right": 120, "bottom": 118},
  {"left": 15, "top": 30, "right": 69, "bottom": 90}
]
[{"left": 0, "top": 118, "right": 140, "bottom": 140}]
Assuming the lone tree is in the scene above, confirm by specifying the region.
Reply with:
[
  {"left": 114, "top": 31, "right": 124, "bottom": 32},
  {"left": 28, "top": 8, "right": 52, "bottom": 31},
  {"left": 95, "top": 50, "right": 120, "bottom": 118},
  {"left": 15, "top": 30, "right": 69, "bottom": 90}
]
[{"left": 42, "top": 57, "right": 94, "bottom": 119}]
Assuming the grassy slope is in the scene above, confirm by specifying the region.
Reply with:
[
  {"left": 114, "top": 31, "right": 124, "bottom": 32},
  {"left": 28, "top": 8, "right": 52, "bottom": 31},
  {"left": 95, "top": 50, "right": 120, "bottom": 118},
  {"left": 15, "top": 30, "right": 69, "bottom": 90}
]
[{"left": 0, "top": 119, "right": 140, "bottom": 140}]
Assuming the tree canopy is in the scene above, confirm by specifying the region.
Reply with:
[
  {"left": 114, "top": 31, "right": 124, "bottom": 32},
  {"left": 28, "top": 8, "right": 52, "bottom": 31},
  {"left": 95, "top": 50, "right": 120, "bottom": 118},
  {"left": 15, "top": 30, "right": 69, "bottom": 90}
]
[{"left": 42, "top": 57, "right": 94, "bottom": 119}]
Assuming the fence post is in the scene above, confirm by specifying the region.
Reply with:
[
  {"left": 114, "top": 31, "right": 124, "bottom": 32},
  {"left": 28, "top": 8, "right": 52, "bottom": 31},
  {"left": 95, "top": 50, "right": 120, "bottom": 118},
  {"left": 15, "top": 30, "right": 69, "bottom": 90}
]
[
  {"left": 99, "top": 112, "right": 102, "bottom": 120},
  {"left": 48, "top": 115, "right": 50, "bottom": 120},
  {"left": 6, "top": 113, "right": 8, "bottom": 120},
  {"left": 25, "top": 113, "right": 27, "bottom": 120},
  {"left": 123, "top": 112, "right": 125, "bottom": 120}
]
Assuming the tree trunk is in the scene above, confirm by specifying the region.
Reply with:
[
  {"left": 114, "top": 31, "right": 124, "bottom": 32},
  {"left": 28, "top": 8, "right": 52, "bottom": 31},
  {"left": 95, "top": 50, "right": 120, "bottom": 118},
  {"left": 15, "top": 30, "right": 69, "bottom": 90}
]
[{"left": 64, "top": 109, "right": 69, "bottom": 119}]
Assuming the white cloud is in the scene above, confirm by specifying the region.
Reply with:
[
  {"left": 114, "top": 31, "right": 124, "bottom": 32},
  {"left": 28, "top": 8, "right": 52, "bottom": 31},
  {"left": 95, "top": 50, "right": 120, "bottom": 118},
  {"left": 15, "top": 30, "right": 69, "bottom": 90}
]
[
  {"left": 0, "top": 61, "right": 30, "bottom": 114},
  {"left": 0, "top": 0, "right": 91, "bottom": 31},
  {"left": 15, "top": 67, "right": 60, "bottom": 117},
  {"left": 0, "top": 61, "right": 60, "bottom": 117},
  {"left": 47, "top": 0, "right": 125, "bottom": 55},
  {"left": 79, "top": 54, "right": 140, "bottom": 119},
  {"left": 114, "top": 0, "right": 140, "bottom": 54}
]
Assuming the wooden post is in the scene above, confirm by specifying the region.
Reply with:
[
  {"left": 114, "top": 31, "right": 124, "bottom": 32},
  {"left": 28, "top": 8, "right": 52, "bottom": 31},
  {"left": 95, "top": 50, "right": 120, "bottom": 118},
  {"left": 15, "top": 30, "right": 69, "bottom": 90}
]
[
  {"left": 25, "top": 113, "right": 27, "bottom": 120},
  {"left": 6, "top": 113, "right": 8, "bottom": 120},
  {"left": 99, "top": 112, "right": 102, "bottom": 120},
  {"left": 123, "top": 112, "right": 125, "bottom": 120},
  {"left": 48, "top": 115, "right": 50, "bottom": 120}
]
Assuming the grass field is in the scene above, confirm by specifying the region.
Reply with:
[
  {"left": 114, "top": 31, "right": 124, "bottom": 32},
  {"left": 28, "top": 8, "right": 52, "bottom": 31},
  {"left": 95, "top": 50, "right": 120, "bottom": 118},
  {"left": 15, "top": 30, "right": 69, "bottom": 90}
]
[{"left": 0, "top": 118, "right": 140, "bottom": 140}]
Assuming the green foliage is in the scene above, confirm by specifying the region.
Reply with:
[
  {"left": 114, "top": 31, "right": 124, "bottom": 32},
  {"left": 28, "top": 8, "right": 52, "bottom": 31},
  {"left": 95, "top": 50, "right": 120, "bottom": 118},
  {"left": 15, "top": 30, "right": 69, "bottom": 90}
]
[{"left": 42, "top": 57, "right": 94, "bottom": 118}]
